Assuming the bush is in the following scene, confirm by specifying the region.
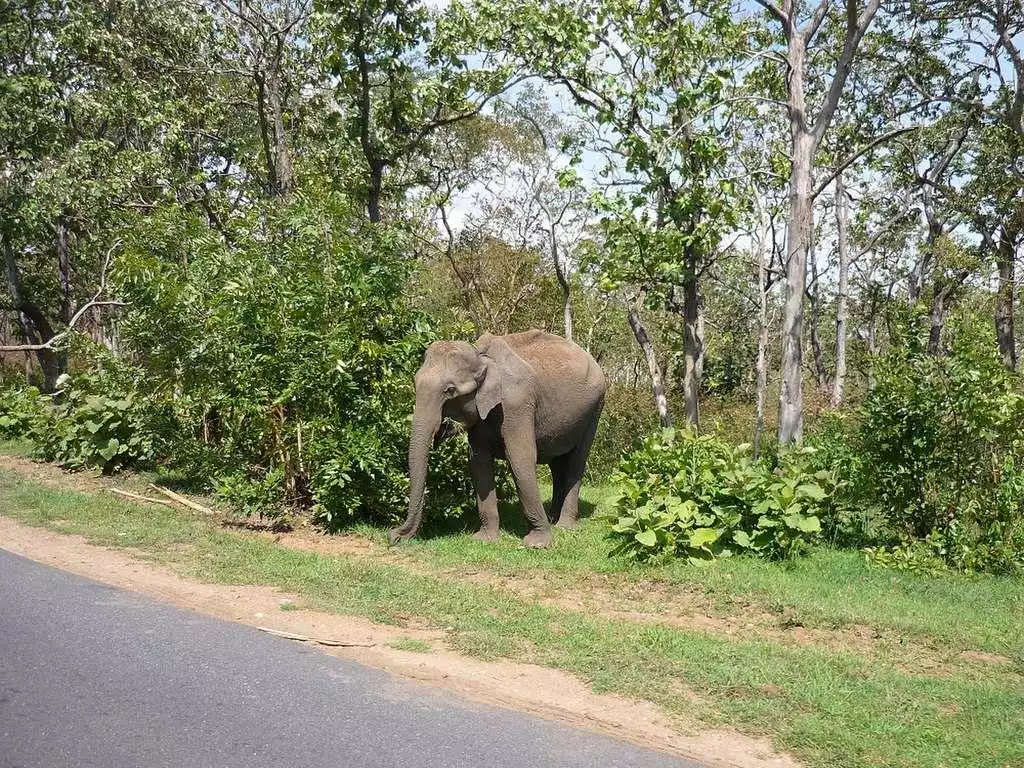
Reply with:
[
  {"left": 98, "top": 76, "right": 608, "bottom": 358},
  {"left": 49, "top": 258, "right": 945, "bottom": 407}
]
[
  {"left": 108, "top": 189, "right": 475, "bottom": 528},
  {"left": 30, "top": 371, "right": 159, "bottom": 474},
  {"left": 607, "top": 429, "right": 841, "bottom": 563},
  {"left": 810, "top": 317, "right": 1024, "bottom": 574},
  {"left": 0, "top": 385, "right": 43, "bottom": 439},
  {"left": 587, "top": 384, "right": 660, "bottom": 475}
]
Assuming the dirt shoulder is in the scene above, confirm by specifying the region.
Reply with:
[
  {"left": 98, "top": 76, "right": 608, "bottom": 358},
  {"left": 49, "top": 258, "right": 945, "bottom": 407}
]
[{"left": 0, "top": 489, "right": 796, "bottom": 768}]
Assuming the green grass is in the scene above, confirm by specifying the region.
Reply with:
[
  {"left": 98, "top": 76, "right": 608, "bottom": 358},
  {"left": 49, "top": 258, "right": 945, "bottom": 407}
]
[
  {"left": 1, "top": 468, "right": 1022, "bottom": 768},
  {"left": 388, "top": 637, "right": 433, "bottom": 653},
  {"left": 357, "top": 482, "right": 1024, "bottom": 660},
  {"left": 0, "top": 437, "right": 34, "bottom": 457}
]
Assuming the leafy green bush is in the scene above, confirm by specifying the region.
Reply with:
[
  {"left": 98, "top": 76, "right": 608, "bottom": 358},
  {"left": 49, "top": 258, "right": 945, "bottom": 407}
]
[
  {"left": 31, "top": 371, "right": 157, "bottom": 473},
  {"left": 0, "top": 385, "right": 43, "bottom": 439},
  {"left": 216, "top": 466, "right": 288, "bottom": 524},
  {"left": 607, "top": 429, "right": 840, "bottom": 563},
  {"left": 111, "top": 190, "right": 474, "bottom": 528},
  {"left": 810, "top": 317, "right": 1024, "bottom": 574}
]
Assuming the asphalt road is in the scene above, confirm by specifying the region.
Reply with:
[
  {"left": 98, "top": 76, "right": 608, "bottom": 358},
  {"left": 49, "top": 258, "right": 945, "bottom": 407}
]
[{"left": 0, "top": 549, "right": 697, "bottom": 768}]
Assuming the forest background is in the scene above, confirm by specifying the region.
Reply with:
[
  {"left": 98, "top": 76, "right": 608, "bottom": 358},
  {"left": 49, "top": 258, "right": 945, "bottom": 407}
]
[{"left": 2, "top": 0, "right": 1023, "bottom": 573}]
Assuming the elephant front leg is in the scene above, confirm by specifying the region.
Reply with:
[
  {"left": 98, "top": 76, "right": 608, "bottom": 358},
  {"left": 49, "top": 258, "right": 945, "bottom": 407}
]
[
  {"left": 468, "top": 446, "right": 499, "bottom": 542},
  {"left": 502, "top": 426, "right": 551, "bottom": 548}
]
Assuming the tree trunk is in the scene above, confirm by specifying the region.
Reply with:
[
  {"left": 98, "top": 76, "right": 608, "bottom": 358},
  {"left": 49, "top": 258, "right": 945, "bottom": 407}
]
[
  {"left": 3, "top": 234, "right": 58, "bottom": 391},
  {"left": 772, "top": 0, "right": 882, "bottom": 444},
  {"left": 832, "top": 173, "right": 850, "bottom": 407},
  {"left": 627, "top": 289, "right": 672, "bottom": 428},
  {"left": 56, "top": 214, "right": 72, "bottom": 375},
  {"left": 927, "top": 287, "right": 946, "bottom": 355},
  {"left": 808, "top": 243, "right": 828, "bottom": 391},
  {"left": 681, "top": 258, "right": 700, "bottom": 429},
  {"left": 254, "top": 70, "right": 279, "bottom": 197},
  {"left": 754, "top": 230, "right": 771, "bottom": 459},
  {"left": 778, "top": 129, "right": 815, "bottom": 446},
  {"left": 367, "top": 161, "right": 383, "bottom": 224},
  {"left": 547, "top": 225, "right": 573, "bottom": 342},
  {"left": 265, "top": 64, "right": 294, "bottom": 197},
  {"left": 995, "top": 223, "right": 1016, "bottom": 370}
]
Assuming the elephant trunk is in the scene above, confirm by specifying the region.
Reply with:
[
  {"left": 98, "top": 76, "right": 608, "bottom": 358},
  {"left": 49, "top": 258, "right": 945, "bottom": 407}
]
[{"left": 390, "top": 399, "right": 442, "bottom": 543}]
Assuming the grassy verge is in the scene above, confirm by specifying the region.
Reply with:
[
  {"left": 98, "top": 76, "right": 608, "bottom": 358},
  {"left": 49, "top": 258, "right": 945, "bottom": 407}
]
[
  {"left": 1, "top": 467, "right": 1022, "bottom": 768},
  {"left": 356, "top": 484, "right": 1024, "bottom": 661}
]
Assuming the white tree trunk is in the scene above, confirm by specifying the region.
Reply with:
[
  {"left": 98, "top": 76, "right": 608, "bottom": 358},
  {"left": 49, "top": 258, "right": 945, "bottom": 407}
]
[
  {"left": 754, "top": 226, "right": 771, "bottom": 459},
  {"left": 831, "top": 173, "right": 850, "bottom": 407},
  {"left": 778, "top": 130, "right": 814, "bottom": 446},
  {"left": 627, "top": 290, "right": 672, "bottom": 428}
]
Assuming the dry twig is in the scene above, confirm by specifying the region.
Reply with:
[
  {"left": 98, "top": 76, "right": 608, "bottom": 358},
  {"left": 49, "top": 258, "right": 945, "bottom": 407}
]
[{"left": 256, "top": 626, "right": 376, "bottom": 647}]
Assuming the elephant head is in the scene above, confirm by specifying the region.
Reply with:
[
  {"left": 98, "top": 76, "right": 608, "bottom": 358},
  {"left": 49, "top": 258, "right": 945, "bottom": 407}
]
[{"left": 388, "top": 337, "right": 508, "bottom": 544}]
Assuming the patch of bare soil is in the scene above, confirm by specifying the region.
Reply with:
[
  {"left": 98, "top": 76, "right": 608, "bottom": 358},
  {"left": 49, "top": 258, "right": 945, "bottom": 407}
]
[{"left": 0, "top": 516, "right": 796, "bottom": 768}]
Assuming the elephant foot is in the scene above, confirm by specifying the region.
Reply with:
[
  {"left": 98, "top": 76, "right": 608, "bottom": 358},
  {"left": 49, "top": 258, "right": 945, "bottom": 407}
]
[
  {"left": 555, "top": 517, "right": 579, "bottom": 530},
  {"left": 522, "top": 529, "right": 552, "bottom": 548},
  {"left": 387, "top": 527, "right": 416, "bottom": 545},
  {"left": 472, "top": 528, "right": 500, "bottom": 543}
]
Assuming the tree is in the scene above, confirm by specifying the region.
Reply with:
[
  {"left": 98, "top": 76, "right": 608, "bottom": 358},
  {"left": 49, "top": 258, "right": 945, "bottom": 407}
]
[
  {"left": 752, "top": 0, "right": 883, "bottom": 444},
  {"left": 471, "top": 0, "right": 748, "bottom": 428},
  {"left": 206, "top": 0, "right": 313, "bottom": 199},
  {"left": 317, "top": 0, "right": 516, "bottom": 223},
  {"left": 0, "top": 0, "right": 214, "bottom": 389}
]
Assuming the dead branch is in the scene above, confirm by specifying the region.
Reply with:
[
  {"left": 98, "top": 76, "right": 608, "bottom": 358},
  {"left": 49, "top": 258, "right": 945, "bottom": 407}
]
[
  {"left": 106, "top": 488, "right": 175, "bottom": 507},
  {"left": 149, "top": 484, "right": 218, "bottom": 516},
  {"left": 256, "top": 626, "right": 376, "bottom": 647},
  {"left": 0, "top": 241, "right": 125, "bottom": 352}
]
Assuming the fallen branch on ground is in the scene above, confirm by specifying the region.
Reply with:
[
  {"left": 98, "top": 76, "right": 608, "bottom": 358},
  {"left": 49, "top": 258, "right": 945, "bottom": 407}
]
[
  {"left": 256, "top": 626, "right": 376, "bottom": 647},
  {"left": 149, "top": 484, "right": 218, "bottom": 516},
  {"left": 107, "top": 488, "right": 174, "bottom": 507}
]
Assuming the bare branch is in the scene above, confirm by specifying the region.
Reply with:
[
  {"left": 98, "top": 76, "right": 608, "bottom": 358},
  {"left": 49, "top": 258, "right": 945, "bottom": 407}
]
[
  {"left": 801, "top": 0, "right": 832, "bottom": 43},
  {"left": 753, "top": 0, "right": 791, "bottom": 35},
  {"left": 811, "top": 0, "right": 882, "bottom": 141},
  {"left": 812, "top": 125, "right": 924, "bottom": 199},
  {"left": 0, "top": 242, "right": 125, "bottom": 353}
]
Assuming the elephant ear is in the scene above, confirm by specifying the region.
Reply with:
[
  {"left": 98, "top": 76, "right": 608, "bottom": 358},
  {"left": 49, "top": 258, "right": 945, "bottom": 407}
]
[
  {"left": 474, "top": 335, "right": 532, "bottom": 421},
  {"left": 475, "top": 359, "right": 503, "bottom": 420}
]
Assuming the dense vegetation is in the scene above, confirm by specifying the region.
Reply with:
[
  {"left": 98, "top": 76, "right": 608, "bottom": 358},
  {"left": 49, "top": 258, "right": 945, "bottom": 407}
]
[{"left": 2, "top": 0, "right": 1022, "bottom": 573}]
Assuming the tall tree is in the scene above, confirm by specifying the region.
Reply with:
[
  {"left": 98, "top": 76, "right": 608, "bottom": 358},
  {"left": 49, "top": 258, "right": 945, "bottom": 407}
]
[
  {"left": 317, "top": 0, "right": 515, "bottom": 223},
  {"left": 753, "top": 0, "right": 883, "bottom": 444},
  {"left": 0, "top": 0, "right": 213, "bottom": 388},
  {"left": 472, "top": 0, "right": 748, "bottom": 428}
]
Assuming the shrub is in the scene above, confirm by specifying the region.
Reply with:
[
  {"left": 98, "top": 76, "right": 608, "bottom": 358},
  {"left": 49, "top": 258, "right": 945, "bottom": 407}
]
[
  {"left": 810, "top": 316, "right": 1024, "bottom": 574},
  {"left": 607, "top": 429, "right": 841, "bottom": 563},
  {"left": 109, "top": 190, "right": 475, "bottom": 528},
  {"left": 0, "top": 385, "right": 43, "bottom": 439},
  {"left": 587, "top": 384, "right": 660, "bottom": 475},
  {"left": 31, "top": 371, "right": 158, "bottom": 473}
]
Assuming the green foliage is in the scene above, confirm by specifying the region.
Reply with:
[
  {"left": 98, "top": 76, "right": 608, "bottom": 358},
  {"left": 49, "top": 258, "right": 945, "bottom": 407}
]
[
  {"left": 216, "top": 466, "right": 287, "bottom": 523},
  {"left": 112, "top": 190, "right": 473, "bottom": 527},
  {"left": 0, "top": 385, "right": 43, "bottom": 439},
  {"left": 30, "top": 371, "right": 157, "bottom": 474},
  {"left": 586, "top": 384, "right": 660, "bottom": 474},
  {"left": 811, "top": 318, "right": 1024, "bottom": 574},
  {"left": 607, "top": 429, "right": 839, "bottom": 563}
]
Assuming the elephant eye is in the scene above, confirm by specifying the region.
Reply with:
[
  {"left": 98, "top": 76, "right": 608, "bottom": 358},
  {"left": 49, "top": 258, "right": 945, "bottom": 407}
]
[{"left": 443, "top": 384, "right": 457, "bottom": 397}]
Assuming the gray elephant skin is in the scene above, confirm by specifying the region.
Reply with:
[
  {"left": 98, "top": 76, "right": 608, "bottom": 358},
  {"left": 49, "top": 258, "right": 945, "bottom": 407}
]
[{"left": 389, "top": 330, "right": 607, "bottom": 548}]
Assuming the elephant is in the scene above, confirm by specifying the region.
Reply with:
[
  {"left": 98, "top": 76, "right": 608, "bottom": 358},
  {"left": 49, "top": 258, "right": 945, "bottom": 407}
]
[{"left": 389, "top": 330, "right": 606, "bottom": 548}]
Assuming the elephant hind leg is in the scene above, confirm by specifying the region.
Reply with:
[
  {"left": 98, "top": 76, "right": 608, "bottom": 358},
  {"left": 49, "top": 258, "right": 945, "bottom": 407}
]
[
  {"left": 552, "top": 410, "right": 601, "bottom": 529},
  {"left": 548, "top": 454, "right": 571, "bottom": 524}
]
